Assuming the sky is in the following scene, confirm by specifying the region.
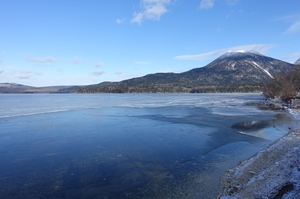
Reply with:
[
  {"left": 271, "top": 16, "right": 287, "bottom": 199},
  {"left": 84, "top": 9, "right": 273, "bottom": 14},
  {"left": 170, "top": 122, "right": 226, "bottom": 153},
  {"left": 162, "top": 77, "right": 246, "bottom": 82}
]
[{"left": 0, "top": 0, "right": 300, "bottom": 87}]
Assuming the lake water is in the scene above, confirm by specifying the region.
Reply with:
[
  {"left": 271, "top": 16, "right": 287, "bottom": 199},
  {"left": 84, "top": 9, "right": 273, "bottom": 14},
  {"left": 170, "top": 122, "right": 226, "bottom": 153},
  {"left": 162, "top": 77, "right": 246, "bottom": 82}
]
[{"left": 0, "top": 94, "right": 299, "bottom": 199}]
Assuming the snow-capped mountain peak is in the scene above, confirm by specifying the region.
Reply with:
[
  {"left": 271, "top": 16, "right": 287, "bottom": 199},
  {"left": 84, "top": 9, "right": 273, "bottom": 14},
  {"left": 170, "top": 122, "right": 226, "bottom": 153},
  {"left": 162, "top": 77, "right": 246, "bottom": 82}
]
[
  {"left": 199, "top": 50, "right": 294, "bottom": 85},
  {"left": 295, "top": 58, "right": 300, "bottom": 65},
  {"left": 217, "top": 50, "right": 264, "bottom": 60}
]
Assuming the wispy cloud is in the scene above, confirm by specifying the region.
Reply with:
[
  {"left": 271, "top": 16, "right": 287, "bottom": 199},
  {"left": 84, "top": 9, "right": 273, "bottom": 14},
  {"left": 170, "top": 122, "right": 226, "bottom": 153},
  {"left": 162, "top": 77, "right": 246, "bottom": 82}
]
[
  {"left": 115, "top": 71, "right": 125, "bottom": 76},
  {"left": 25, "top": 56, "right": 58, "bottom": 63},
  {"left": 226, "top": 0, "right": 240, "bottom": 6},
  {"left": 15, "top": 74, "right": 30, "bottom": 79},
  {"left": 14, "top": 70, "right": 41, "bottom": 79},
  {"left": 115, "top": 71, "right": 142, "bottom": 79},
  {"left": 131, "top": 0, "right": 172, "bottom": 25},
  {"left": 199, "top": 0, "right": 239, "bottom": 10},
  {"left": 174, "top": 44, "right": 274, "bottom": 61},
  {"left": 134, "top": 61, "right": 148, "bottom": 65},
  {"left": 274, "top": 14, "right": 299, "bottom": 22},
  {"left": 284, "top": 52, "right": 300, "bottom": 62},
  {"left": 5, "top": 66, "right": 16, "bottom": 70},
  {"left": 274, "top": 14, "right": 300, "bottom": 34},
  {"left": 199, "top": 0, "right": 215, "bottom": 9},
  {"left": 34, "top": 71, "right": 42, "bottom": 75},
  {"left": 116, "top": 18, "right": 126, "bottom": 24},
  {"left": 95, "top": 62, "right": 105, "bottom": 67},
  {"left": 285, "top": 20, "right": 300, "bottom": 34},
  {"left": 92, "top": 71, "right": 104, "bottom": 76},
  {"left": 0, "top": 70, "right": 4, "bottom": 74},
  {"left": 72, "top": 57, "right": 82, "bottom": 64}
]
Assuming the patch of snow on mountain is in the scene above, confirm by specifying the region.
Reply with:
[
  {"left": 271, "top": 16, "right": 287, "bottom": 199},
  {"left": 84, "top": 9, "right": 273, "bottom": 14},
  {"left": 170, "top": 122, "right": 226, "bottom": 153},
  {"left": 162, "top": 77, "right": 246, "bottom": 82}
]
[
  {"left": 251, "top": 61, "right": 274, "bottom": 79},
  {"left": 218, "top": 50, "right": 263, "bottom": 60},
  {"left": 231, "top": 62, "right": 236, "bottom": 70}
]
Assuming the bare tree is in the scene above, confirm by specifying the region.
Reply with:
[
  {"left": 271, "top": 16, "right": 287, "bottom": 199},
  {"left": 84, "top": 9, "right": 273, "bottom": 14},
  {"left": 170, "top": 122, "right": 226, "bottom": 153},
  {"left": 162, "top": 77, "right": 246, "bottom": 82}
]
[{"left": 263, "top": 65, "right": 300, "bottom": 101}]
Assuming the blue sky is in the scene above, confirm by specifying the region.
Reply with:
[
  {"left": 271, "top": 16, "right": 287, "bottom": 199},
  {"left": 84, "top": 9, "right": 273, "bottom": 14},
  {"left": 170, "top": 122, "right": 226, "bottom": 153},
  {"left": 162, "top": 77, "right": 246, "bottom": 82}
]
[{"left": 0, "top": 0, "right": 300, "bottom": 87}]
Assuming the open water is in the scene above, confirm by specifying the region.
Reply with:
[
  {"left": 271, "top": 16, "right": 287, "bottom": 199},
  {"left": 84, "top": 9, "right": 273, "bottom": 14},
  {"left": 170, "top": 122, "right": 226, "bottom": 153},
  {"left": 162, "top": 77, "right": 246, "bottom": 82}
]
[{"left": 0, "top": 93, "right": 299, "bottom": 199}]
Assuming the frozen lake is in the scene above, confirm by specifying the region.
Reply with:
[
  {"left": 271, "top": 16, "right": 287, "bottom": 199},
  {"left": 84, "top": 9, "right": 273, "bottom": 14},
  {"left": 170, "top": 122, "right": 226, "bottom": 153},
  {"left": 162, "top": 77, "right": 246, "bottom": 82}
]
[{"left": 0, "top": 94, "right": 299, "bottom": 198}]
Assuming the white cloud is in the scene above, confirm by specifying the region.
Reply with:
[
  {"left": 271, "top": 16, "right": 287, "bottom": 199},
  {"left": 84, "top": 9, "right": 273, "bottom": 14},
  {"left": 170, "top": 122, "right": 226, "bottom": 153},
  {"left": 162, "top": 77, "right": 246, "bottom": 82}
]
[
  {"left": 174, "top": 44, "right": 274, "bottom": 61},
  {"left": 92, "top": 71, "right": 104, "bottom": 76},
  {"left": 199, "top": 0, "right": 215, "bottom": 9},
  {"left": 25, "top": 56, "right": 57, "bottom": 63},
  {"left": 116, "top": 18, "right": 126, "bottom": 24},
  {"left": 95, "top": 62, "right": 105, "bottom": 67},
  {"left": 131, "top": 0, "right": 172, "bottom": 25},
  {"left": 72, "top": 57, "right": 82, "bottom": 64}
]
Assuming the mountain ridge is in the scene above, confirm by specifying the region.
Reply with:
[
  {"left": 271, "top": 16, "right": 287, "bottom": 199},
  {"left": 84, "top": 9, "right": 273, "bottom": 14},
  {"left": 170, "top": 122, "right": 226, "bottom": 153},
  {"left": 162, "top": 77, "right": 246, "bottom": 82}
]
[
  {"left": 75, "top": 51, "right": 294, "bottom": 93},
  {"left": 0, "top": 51, "right": 296, "bottom": 93}
]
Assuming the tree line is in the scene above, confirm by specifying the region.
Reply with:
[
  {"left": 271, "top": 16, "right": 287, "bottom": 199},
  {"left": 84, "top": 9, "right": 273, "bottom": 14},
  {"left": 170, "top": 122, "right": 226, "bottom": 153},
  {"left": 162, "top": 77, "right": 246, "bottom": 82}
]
[{"left": 262, "top": 65, "right": 300, "bottom": 101}]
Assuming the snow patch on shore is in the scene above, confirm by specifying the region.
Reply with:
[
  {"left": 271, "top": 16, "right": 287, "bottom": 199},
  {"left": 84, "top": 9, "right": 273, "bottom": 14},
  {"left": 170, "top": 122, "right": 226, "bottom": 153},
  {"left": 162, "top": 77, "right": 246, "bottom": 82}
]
[
  {"left": 288, "top": 109, "right": 300, "bottom": 121},
  {"left": 218, "top": 107, "right": 300, "bottom": 198},
  {"left": 219, "top": 130, "right": 300, "bottom": 199}
]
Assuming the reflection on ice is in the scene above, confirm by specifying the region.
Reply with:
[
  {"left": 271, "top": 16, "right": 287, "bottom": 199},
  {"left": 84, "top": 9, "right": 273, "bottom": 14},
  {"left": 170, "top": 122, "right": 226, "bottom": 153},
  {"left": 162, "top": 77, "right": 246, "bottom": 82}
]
[
  {"left": 231, "top": 114, "right": 299, "bottom": 140},
  {"left": 232, "top": 120, "right": 272, "bottom": 132}
]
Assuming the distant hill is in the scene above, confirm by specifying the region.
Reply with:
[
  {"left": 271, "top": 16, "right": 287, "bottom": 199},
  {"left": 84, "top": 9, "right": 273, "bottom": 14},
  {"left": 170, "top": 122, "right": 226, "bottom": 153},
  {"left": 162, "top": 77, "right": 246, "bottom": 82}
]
[
  {"left": 295, "top": 58, "right": 300, "bottom": 65},
  {"left": 1, "top": 51, "right": 295, "bottom": 93},
  {"left": 0, "top": 83, "right": 34, "bottom": 93},
  {"left": 73, "top": 51, "right": 294, "bottom": 93},
  {"left": 0, "top": 83, "right": 72, "bottom": 93}
]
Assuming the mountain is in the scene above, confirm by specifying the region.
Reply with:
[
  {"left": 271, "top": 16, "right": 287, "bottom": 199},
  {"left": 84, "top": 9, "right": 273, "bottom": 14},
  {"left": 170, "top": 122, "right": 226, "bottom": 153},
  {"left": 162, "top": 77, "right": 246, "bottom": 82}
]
[
  {"left": 1, "top": 51, "right": 295, "bottom": 93},
  {"left": 295, "top": 58, "right": 300, "bottom": 65},
  {"left": 0, "top": 83, "right": 72, "bottom": 93},
  {"left": 74, "top": 51, "right": 294, "bottom": 93},
  {"left": 180, "top": 51, "right": 294, "bottom": 91}
]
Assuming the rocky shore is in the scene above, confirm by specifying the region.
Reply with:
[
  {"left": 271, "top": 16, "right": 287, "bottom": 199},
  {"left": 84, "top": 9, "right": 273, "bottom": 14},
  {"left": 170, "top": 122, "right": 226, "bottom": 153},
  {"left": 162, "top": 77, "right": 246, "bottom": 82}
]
[{"left": 218, "top": 112, "right": 300, "bottom": 199}]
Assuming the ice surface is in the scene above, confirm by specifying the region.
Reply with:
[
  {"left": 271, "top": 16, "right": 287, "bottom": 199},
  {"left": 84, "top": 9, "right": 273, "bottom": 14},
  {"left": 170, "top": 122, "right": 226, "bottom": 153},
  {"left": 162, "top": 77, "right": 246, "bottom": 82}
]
[
  {"left": 0, "top": 93, "right": 263, "bottom": 118},
  {"left": 0, "top": 93, "right": 298, "bottom": 199}
]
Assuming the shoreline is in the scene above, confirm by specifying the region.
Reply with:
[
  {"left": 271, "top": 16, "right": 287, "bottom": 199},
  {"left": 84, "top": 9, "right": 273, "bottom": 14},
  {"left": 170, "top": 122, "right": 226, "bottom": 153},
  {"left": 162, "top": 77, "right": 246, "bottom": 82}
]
[{"left": 218, "top": 108, "right": 300, "bottom": 199}]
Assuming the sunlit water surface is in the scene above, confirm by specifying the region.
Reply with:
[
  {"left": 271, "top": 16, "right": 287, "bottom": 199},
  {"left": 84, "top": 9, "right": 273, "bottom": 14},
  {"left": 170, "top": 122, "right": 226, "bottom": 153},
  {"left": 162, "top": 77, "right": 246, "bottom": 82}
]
[{"left": 0, "top": 94, "right": 299, "bottom": 199}]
